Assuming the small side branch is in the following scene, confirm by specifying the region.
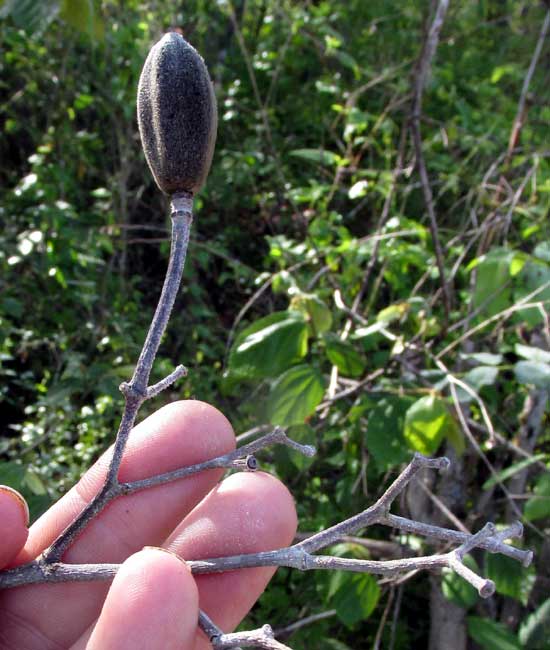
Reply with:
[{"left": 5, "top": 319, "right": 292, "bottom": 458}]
[
  {"left": 146, "top": 364, "right": 188, "bottom": 398},
  {"left": 381, "top": 514, "right": 531, "bottom": 566},
  {"left": 201, "top": 607, "right": 290, "bottom": 649},
  {"left": 120, "top": 427, "right": 315, "bottom": 494},
  {"left": 296, "top": 454, "right": 449, "bottom": 554},
  {"left": 40, "top": 198, "right": 193, "bottom": 564}
]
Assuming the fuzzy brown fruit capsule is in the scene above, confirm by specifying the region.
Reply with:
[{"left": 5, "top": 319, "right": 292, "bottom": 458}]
[{"left": 137, "top": 32, "right": 218, "bottom": 196}]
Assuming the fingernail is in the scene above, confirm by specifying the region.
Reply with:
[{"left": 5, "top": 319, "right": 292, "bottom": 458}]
[
  {"left": 142, "top": 546, "right": 189, "bottom": 569},
  {"left": 0, "top": 486, "right": 30, "bottom": 527}
]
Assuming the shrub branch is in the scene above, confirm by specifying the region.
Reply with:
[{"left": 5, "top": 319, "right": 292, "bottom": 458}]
[{"left": 0, "top": 194, "right": 533, "bottom": 649}]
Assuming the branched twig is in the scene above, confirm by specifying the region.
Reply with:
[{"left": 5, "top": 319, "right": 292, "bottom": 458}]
[{"left": 0, "top": 453, "right": 530, "bottom": 603}]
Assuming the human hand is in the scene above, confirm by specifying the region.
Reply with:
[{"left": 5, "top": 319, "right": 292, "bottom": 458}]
[{"left": 0, "top": 400, "right": 297, "bottom": 649}]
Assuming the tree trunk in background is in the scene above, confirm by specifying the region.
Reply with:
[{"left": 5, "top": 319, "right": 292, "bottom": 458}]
[
  {"left": 429, "top": 446, "right": 467, "bottom": 650},
  {"left": 429, "top": 575, "right": 467, "bottom": 650},
  {"left": 407, "top": 445, "right": 468, "bottom": 650},
  {"left": 501, "top": 388, "right": 548, "bottom": 629}
]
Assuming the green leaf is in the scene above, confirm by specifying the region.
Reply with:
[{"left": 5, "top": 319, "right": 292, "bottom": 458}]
[
  {"left": 365, "top": 396, "right": 414, "bottom": 471},
  {"left": 60, "top": 0, "right": 104, "bottom": 40},
  {"left": 534, "top": 242, "right": 550, "bottom": 263},
  {"left": 227, "top": 311, "right": 308, "bottom": 380},
  {"left": 442, "top": 555, "right": 480, "bottom": 608},
  {"left": 267, "top": 364, "right": 325, "bottom": 426},
  {"left": 510, "top": 254, "right": 527, "bottom": 277},
  {"left": 0, "top": 462, "right": 25, "bottom": 491},
  {"left": 491, "top": 64, "right": 518, "bottom": 83},
  {"left": 455, "top": 366, "right": 499, "bottom": 403},
  {"left": 486, "top": 553, "right": 533, "bottom": 604},
  {"left": 289, "top": 148, "right": 339, "bottom": 166},
  {"left": 376, "top": 302, "right": 410, "bottom": 324},
  {"left": 471, "top": 249, "right": 514, "bottom": 318},
  {"left": 482, "top": 455, "right": 547, "bottom": 490},
  {"left": 514, "top": 361, "right": 550, "bottom": 389},
  {"left": 467, "top": 616, "right": 521, "bottom": 650},
  {"left": 0, "top": 0, "right": 60, "bottom": 34},
  {"left": 519, "top": 599, "right": 550, "bottom": 649},
  {"left": 460, "top": 352, "right": 503, "bottom": 366},
  {"left": 515, "top": 344, "right": 550, "bottom": 365},
  {"left": 331, "top": 574, "right": 381, "bottom": 628},
  {"left": 290, "top": 293, "right": 332, "bottom": 336},
  {"left": 328, "top": 48, "right": 360, "bottom": 77},
  {"left": 524, "top": 473, "right": 550, "bottom": 522},
  {"left": 23, "top": 468, "right": 48, "bottom": 496},
  {"left": 403, "top": 395, "right": 461, "bottom": 456},
  {"left": 324, "top": 335, "right": 365, "bottom": 378},
  {"left": 323, "top": 641, "right": 354, "bottom": 650},
  {"left": 1, "top": 297, "right": 23, "bottom": 318},
  {"left": 514, "top": 260, "right": 550, "bottom": 326}
]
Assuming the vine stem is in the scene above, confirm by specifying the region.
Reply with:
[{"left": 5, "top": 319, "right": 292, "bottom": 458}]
[{"left": 41, "top": 193, "right": 193, "bottom": 564}]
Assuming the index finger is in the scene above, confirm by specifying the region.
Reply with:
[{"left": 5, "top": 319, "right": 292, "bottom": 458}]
[{"left": 3, "top": 400, "right": 234, "bottom": 648}]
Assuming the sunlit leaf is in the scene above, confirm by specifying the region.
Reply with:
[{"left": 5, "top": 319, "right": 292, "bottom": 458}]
[
  {"left": 267, "top": 364, "right": 324, "bottom": 426},
  {"left": 227, "top": 311, "right": 308, "bottom": 380},
  {"left": 460, "top": 352, "right": 503, "bottom": 366},
  {"left": 290, "top": 293, "right": 332, "bottom": 336},
  {"left": 404, "top": 394, "right": 460, "bottom": 456},
  {"left": 515, "top": 344, "right": 550, "bottom": 365},
  {"left": 348, "top": 180, "right": 368, "bottom": 199},
  {"left": 455, "top": 366, "right": 499, "bottom": 403},
  {"left": 289, "top": 148, "right": 339, "bottom": 166},
  {"left": 514, "top": 361, "right": 550, "bottom": 389}
]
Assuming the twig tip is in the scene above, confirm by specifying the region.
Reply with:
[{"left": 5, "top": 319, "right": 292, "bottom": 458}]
[
  {"left": 523, "top": 550, "right": 534, "bottom": 568},
  {"left": 479, "top": 579, "right": 496, "bottom": 598},
  {"left": 303, "top": 444, "right": 317, "bottom": 457}
]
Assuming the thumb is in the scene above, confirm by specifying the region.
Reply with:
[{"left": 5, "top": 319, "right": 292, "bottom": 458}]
[{"left": 0, "top": 486, "right": 29, "bottom": 568}]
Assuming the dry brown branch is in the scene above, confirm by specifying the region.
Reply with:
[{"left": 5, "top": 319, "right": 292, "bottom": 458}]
[{"left": 410, "top": 0, "right": 452, "bottom": 326}]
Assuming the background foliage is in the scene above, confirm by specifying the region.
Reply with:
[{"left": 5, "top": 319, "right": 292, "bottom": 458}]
[{"left": 1, "top": 1, "right": 549, "bottom": 648}]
